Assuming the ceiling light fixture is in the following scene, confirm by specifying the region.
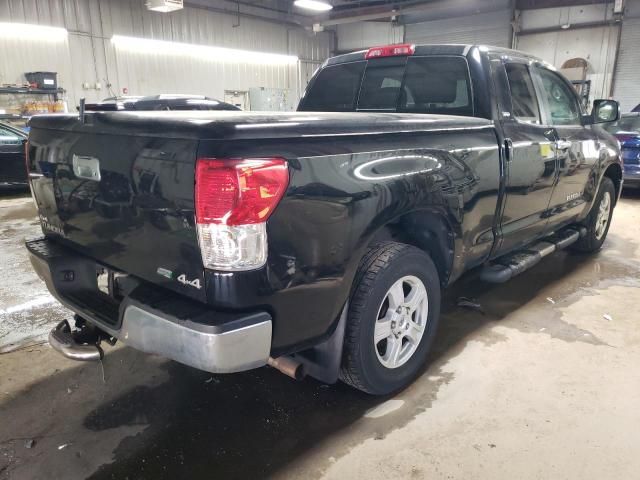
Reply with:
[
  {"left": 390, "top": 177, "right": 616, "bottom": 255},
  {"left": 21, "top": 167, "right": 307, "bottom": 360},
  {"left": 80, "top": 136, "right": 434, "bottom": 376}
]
[
  {"left": 146, "top": 0, "right": 183, "bottom": 13},
  {"left": 111, "top": 35, "right": 299, "bottom": 65},
  {"left": 0, "top": 22, "right": 68, "bottom": 41},
  {"left": 293, "top": 0, "right": 333, "bottom": 12}
]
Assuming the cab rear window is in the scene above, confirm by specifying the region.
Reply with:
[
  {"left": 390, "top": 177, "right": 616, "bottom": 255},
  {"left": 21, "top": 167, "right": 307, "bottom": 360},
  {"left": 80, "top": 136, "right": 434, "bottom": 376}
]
[{"left": 300, "top": 55, "right": 473, "bottom": 116}]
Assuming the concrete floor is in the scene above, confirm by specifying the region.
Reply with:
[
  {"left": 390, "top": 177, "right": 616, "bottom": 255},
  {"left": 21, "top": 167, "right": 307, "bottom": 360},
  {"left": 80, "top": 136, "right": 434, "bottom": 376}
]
[{"left": 1, "top": 191, "right": 639, "bottom": 480}]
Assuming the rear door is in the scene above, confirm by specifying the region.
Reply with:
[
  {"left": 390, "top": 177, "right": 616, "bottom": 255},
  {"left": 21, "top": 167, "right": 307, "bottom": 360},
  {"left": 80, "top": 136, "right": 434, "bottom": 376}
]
[
  {"left": 497, "top": 60, "right": 558, "bottom": 254},
  {"left": 0, "top": 124, "right": 27, "bottom": 185},
  {"left": 532, "top": 65, "right": 599, "bottom": 228}
]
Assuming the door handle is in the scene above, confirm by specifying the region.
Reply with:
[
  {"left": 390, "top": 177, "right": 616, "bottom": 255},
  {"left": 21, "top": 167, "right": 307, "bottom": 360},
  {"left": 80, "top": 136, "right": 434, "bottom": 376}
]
[
  {"left": 556, "top": 139, "right": 572, "bottom": 151},
  {"left": 504, "top": 138, "right": 513, "bottom": 162}
]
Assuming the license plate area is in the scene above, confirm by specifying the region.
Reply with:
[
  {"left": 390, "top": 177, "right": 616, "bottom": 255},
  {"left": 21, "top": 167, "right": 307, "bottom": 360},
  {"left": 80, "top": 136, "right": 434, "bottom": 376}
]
[
  {"left": 97, "top": 267, "right": 112, "bottom": 296},
  {"left": 72, "top": 154, "right": 101, "bottom": 181},
  {"left": 96, "top": 267, "right": 131, "bottom": 299}
]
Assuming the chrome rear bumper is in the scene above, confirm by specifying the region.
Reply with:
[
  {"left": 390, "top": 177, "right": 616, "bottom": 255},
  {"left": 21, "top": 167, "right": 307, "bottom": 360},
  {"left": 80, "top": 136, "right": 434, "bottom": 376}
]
[
  {"left": 28, "top": 237, "right": 273, "bottom": 374},
  {"left": 119, "top": 305, "right": 272, "bottom": 373}
]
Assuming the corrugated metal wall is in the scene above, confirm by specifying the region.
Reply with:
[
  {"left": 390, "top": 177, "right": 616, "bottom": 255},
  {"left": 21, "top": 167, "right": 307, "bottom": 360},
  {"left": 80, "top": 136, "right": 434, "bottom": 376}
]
[
  {"left": 612, "top": 0, "right": 640, "bottom": 112},
  {"left": 516, "top": 3, "right": 620, "bottom": 106},
  {"left": 336, "top": 22, "right": 404, "bottom": 52},
  {"left": 405, "top": 10, "right": 512, "bottom": 48},
  {"left": 0, "top": 0, "right": 332, "bottom": 108},
  {"left": 517, "top": 25, "right": 620, "bottom": 103}
]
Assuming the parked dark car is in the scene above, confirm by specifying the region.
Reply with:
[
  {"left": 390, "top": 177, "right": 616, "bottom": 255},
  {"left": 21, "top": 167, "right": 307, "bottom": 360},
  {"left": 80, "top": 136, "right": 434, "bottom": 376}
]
[
  {"left": 605, "top": 113, "right": 640, "bottom": 187},
  {"left": 632, "top": 103, "right": 639, "bottom": 113},
  {"left": 26, "top": 44, "right": 622, "bottom": 395},
  {"left": 85, "top": 94, "right": 240, "bottom": 112},
  {"left": 0, "top": 121, "right": 28, "bottom": 189}
]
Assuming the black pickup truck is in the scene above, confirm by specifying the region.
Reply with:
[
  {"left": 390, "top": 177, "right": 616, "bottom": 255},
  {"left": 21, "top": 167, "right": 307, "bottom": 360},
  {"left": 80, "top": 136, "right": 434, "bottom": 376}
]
[{"left": 26, "top": 44, "right": 622, "bottom": 395}]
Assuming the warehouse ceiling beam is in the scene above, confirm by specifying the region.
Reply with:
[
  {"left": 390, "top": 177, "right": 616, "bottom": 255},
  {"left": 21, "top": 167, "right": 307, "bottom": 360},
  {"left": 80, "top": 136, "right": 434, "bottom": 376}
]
[
  {"left": 313, "top": 0, "right": 502, "bottom": 27},
  {"left": 517, "top": 18, "right": 621, "bottom": 35},
  {"left": 184, "top": 0, "right": 308, "bottom": 28}
]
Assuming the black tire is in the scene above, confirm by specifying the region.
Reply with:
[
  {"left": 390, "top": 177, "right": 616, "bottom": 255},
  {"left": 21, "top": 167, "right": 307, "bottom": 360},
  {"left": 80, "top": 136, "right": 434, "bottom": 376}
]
[
  {"left": 571, "top": 177, "right": 615, "bottom": 253},
  {"left": 340, "top": 242, "right": 441, "bottom": 395}
]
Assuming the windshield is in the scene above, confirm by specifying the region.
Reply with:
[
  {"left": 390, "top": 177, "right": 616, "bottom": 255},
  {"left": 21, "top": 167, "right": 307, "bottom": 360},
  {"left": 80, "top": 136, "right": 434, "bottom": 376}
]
[
  {"left": 605, "top": 115, "right": 640, "bottom": 134},
  {"left": 299, "top": 55, "right": 473, "bottom": 116}
]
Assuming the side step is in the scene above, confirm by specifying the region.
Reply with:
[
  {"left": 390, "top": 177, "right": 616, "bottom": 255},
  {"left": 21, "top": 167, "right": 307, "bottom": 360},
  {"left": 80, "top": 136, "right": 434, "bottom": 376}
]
[{"left": 481, "top": 227, "right": 587, "bottom": 283}]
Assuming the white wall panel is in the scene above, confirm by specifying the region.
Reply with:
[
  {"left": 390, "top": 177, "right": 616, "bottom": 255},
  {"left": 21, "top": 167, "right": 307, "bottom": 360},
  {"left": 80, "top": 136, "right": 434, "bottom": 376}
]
[
  {"left": 112, "top": 45, "right": 296, "bottom": 101},
  {"left": 405, "top": 10, "right": 512, "bottom": 48},
  {"left": 336, "top": 22, "right": 404, "bottom": 52},
  {"left": 0, "top": 32, "right": 73, "bottom": 90},
  {"left": 520, "top": 3, "right": 615, "bottom": 30},
  {"left": 516, "top": 25, "right": 619, "bottom": 102},
  {"left": 0, "top": 0, "right": 332, "bottom": 108}
]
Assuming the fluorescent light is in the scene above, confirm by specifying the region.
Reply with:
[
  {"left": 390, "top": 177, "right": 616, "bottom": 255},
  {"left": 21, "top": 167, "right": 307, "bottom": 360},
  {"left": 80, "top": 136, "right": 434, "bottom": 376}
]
[
  {"left": 111, "top": 35, "right": 298, "bottom": 65},
  {"left": 146, "top": 0, "right": 183, "bottom": 12},
  {"left": 0, "top": 22, "right": 67, "bottom": 41},
  {"left": 294, "top": 0, "right": 333, "bottom": 12}
]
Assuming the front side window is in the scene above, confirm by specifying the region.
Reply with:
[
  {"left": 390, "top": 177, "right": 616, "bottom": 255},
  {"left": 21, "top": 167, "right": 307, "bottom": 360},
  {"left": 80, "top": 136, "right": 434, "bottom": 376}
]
[
  {"left": 535, "top": 67, "right": 581, "bottom": 126},
  {"left": 505, "top": 63, "right": 541, "bottom": 124}
]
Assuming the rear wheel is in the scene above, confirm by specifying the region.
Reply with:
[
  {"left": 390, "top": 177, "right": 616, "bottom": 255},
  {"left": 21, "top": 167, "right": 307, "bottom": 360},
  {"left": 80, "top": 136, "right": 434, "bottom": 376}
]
[
  {"left": 340, "top": 242, "right": 441, "bottom": 395},
  {"left": 572, "top": 177, "right": 615, "bottom": 253}
]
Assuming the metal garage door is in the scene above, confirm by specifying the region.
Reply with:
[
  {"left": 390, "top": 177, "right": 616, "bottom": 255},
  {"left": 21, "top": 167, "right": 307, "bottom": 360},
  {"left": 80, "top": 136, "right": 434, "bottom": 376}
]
[
  {"left": 405, "top": 10, "right": 512, "bottom": 48},
  {"left": 612, "top": 17, "right": 640, "bottom": 112}
]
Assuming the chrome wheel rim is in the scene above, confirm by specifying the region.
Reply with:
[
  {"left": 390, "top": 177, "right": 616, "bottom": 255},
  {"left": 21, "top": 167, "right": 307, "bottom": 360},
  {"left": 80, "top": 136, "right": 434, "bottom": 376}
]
[
  {"left": 595, "top": 191, "right": 611, "bottom": 240},
  {"left": 373, "top": 275, "right": 429, "bottom": 369}
]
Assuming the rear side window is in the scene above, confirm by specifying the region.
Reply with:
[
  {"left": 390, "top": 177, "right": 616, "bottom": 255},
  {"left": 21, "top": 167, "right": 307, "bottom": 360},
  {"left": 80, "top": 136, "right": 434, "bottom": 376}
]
[
  {"left": 505, "top": 63, "right": 541, "bottom": 124},
  {"left": 300, "top": 55, "right": 473, "bottom": 116},
  {"left": 301, "top": 61, "right": 366, "bottom": 111}
]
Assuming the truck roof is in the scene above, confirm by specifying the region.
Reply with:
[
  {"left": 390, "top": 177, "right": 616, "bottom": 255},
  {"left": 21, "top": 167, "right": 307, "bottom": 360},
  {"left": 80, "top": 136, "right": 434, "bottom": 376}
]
[{"left": 326, "top": 44, "right": 545, "bottom": 67}]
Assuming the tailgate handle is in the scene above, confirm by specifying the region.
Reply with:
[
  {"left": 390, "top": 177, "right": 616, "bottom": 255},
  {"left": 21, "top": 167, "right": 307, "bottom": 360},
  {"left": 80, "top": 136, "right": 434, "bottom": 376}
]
[{"left": 72, "top": 155, "right": 101, "bottom": 181}]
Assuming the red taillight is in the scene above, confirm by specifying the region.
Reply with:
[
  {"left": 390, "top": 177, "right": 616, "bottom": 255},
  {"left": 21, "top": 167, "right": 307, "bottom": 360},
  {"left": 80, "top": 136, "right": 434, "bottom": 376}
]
[
  {"left": 195, "top": 158, "right": 289, "bottom": 226},
  {"left": 365, "top": 43, "right": 415, "bottom": 59}
]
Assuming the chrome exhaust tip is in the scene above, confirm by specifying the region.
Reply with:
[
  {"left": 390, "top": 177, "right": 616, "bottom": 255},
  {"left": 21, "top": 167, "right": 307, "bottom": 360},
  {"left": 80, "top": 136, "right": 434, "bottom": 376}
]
[{"left": 267, "top": 356, "right": 305, "bottom": 380}]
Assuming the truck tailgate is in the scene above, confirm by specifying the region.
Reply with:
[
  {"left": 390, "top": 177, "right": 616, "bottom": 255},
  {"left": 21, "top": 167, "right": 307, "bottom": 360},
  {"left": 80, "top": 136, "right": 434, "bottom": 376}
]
[{"left": 27, "top": 121, "right": 205, "bottom": 302}]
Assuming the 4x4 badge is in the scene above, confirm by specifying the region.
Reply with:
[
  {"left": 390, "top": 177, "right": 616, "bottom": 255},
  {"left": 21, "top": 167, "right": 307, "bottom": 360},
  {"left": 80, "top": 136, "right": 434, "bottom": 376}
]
[{"left": 177, "top": 274, "right": 202, "bottom": 290}]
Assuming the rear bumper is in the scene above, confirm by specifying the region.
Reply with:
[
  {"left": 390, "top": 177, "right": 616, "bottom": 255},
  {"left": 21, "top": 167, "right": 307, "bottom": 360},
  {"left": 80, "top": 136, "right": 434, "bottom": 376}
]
[{"left": 26, "top": 237, "right": 272, "bottom": 373}]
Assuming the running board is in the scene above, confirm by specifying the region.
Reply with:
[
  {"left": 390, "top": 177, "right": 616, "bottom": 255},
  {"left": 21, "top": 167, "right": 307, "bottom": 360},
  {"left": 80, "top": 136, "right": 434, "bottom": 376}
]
[{"left": 481, "top": 227, "right": 587, "bottom": 283}]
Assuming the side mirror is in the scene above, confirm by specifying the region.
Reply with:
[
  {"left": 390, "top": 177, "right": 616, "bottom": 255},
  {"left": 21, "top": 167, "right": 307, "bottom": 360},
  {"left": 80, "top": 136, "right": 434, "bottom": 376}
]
[{"left": 591, "top": 99, "right": 620, "bottom": 124}]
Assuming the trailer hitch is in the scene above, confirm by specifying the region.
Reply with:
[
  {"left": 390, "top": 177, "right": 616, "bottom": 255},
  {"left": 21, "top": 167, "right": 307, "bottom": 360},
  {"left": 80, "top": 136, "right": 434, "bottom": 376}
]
[{"left": 48, "top": 316, "right": 114, "bottom": 362}]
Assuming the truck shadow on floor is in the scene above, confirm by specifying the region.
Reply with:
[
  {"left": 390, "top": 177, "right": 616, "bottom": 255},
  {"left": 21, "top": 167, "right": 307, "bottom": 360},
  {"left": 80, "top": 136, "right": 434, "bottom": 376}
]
[{"left": 0, "top": 250, "right": 605, "bottom": 480}]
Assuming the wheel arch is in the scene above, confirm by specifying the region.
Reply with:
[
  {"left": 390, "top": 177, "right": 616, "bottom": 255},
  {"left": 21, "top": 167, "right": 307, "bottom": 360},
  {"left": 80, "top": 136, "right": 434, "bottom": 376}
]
[
  {"left": 366, "top": 209, "right": 456, "bottom": 286},
  {"left": 602, "top": 162, "right": 623, "bottom": 206}
]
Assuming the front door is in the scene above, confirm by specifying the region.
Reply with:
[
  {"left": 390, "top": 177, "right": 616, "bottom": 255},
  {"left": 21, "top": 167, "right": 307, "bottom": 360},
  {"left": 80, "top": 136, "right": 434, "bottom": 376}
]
[
  {"left": 498, "top": 61, "right": 558, "bottom": 254},
  {"left": 0, "top": 124, "right": 27, "bottom": 185},
  {"left": 532, "top": 66, "right": 600, "bottom": 228}
]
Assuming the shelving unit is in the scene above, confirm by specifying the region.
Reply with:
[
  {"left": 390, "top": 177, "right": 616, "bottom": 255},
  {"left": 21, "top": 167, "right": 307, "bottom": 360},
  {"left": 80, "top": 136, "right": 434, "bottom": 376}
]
[
  {"left": 0, "top": 86, "right": 65, "bottom": 99},
  {"left": 0, "top": 86, "right": 67, "bottom": 129}
]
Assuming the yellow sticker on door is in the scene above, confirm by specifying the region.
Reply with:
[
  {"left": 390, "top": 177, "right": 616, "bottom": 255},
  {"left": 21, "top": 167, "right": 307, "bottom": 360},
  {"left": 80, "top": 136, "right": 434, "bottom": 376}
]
[{"left": 539, "top": 143, "right": 553, "bottom": 158}]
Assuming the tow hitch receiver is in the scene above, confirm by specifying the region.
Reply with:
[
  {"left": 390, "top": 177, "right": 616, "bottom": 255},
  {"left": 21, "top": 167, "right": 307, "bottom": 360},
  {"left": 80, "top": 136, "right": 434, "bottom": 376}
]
[{"left": 48, "top": 317, "right": 109, "bottom": 362}]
